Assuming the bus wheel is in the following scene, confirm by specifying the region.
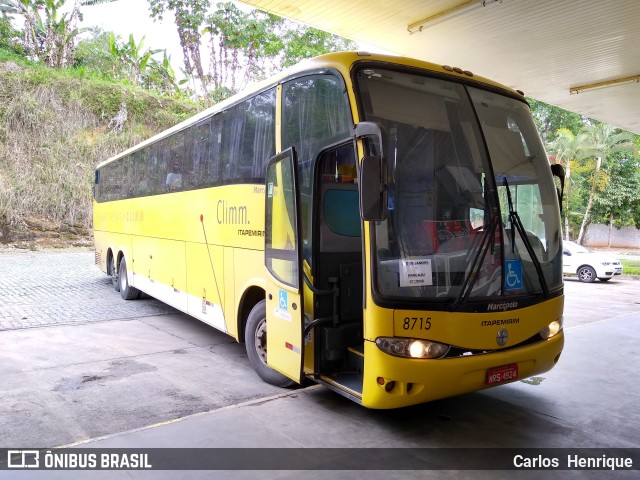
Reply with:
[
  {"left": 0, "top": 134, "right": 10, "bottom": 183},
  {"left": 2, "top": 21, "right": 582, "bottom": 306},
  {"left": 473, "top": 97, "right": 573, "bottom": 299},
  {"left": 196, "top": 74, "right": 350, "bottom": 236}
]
[
  {"left": 118, "top": 257, "right": 140, "bottom": 300},
  {"left": 245, "top": 300, "right": 294, "bottom": 388},
  {"left": 109, "top": 254, "right": 120, "bottom": 292}
]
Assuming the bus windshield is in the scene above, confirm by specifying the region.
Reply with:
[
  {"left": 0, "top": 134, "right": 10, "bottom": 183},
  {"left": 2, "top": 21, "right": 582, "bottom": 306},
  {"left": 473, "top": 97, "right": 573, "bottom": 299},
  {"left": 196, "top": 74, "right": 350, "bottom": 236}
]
[{"left": 355, "top": 67, "right": 562, "bottom": 304}]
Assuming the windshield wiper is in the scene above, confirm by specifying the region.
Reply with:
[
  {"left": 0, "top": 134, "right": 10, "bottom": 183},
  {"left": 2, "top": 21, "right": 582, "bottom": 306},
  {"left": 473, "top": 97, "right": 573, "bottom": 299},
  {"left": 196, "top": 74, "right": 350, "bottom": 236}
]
[
  {"left": 503, "top": 178, "right": 549, "bottom": 298},
  {"left": 451, "top": 213, "right": 499, "bottom": 310}
]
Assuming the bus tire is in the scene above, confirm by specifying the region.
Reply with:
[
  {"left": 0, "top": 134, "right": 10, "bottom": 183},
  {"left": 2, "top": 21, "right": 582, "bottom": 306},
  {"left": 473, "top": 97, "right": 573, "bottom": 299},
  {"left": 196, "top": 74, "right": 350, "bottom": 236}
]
[
  {"left": 119, "top": 257, "right": 140, "bottom": 300},
  {"left": 109, "top": 254, "right": 120, "bottom": 292},
  {"left": 245, "top": 300, "right": 295, "bottom": 388}
]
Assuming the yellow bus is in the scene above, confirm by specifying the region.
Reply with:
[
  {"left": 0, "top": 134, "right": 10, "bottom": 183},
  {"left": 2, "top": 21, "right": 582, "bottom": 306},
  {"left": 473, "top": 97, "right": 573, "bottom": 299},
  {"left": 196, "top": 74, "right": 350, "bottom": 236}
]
[{"left": 93, "top": 51, "right": 565, "bottom": 409}]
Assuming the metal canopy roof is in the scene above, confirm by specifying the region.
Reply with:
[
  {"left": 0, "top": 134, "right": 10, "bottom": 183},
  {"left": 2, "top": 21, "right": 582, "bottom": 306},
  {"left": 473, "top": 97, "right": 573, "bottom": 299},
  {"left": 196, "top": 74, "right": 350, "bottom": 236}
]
[{"left": 240, "top": 0, "right": 640, "bottom": 134}]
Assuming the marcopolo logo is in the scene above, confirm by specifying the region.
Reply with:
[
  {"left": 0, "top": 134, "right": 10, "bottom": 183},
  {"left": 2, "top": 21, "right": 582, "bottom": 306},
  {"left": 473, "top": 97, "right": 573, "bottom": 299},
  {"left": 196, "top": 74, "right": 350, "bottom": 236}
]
[{"left": 487, "top": 301, "right": 519, "bottom": 312}]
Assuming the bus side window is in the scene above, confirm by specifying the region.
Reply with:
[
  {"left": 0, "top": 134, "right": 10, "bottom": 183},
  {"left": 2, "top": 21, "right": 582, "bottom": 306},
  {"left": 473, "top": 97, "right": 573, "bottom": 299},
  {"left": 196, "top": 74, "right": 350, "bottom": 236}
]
[
  {"left": 244, "top": 89, "right": 276, "bottom": 181},
  {"left": 220, "top": 109, "right": 239, "bottom": 185},
  {"left": 187, "top": 119, "right": 211, "bottom": 189}
]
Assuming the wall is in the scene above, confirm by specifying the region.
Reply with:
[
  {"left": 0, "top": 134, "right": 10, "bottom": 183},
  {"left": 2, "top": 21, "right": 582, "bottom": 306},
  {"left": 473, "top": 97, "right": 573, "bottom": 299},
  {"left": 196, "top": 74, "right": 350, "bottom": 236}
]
[{"left": 584, "top": 224, "right": 640, "bottom": 248}]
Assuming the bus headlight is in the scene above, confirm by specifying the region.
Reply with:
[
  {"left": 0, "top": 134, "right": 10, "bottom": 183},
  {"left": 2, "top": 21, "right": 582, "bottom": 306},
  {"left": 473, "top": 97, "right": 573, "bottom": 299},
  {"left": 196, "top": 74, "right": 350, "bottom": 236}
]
[
  {"left": 539, "top": 318, "right": 563, "bottom": 339},
  {"left": 375, "top": 337, "right": 450, "bottom": 359}
]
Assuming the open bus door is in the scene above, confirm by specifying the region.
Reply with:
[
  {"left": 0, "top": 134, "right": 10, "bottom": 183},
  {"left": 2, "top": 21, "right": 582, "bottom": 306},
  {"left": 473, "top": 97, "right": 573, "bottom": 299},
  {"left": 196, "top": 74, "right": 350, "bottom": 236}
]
[{"left": 264, "top": 148, "right": 304, "bottom": 383}]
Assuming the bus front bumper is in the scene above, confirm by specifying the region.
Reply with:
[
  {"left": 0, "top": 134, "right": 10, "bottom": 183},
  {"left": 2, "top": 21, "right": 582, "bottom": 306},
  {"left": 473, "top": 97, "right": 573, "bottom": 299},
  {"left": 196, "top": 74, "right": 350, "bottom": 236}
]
[{"left": 360, "top": 331, "right": 564, "bottom": 409}]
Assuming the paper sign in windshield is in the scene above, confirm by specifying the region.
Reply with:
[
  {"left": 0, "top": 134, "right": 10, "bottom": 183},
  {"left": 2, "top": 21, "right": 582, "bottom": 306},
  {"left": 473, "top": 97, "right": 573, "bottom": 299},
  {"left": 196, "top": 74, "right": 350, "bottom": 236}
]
[{"left": 400, "top": 258, "right": 433, "bottom": 287}]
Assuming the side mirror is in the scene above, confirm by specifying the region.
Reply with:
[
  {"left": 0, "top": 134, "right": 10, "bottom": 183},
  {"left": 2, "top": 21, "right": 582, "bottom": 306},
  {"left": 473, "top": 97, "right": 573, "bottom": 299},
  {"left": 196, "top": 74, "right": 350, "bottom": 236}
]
[
  {"left": 550, "top": 164, "right": 566, "bottom": 213},
  {"left": 359, "top": 155, "right": 387, "bottom": 221}
]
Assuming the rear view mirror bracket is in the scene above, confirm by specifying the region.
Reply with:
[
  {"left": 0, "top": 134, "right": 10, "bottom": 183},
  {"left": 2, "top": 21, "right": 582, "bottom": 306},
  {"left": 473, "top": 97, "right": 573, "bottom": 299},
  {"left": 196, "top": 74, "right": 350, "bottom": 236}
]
[
  {"left": 353, "top": 122, "right": 388, "bottom": 159},
  {"left": 354, "top": 122, "right": 388, "bottom": 221}
]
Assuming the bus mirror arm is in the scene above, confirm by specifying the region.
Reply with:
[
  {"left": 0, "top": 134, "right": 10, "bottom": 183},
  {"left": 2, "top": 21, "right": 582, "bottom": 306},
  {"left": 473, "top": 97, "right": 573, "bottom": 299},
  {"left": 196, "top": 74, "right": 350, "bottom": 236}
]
[
  {"left": 354, "top": 122, "right": 389, "bottom": 221},
  {"left": 354, "top": 122, "right": 387, "bottom": 158}
]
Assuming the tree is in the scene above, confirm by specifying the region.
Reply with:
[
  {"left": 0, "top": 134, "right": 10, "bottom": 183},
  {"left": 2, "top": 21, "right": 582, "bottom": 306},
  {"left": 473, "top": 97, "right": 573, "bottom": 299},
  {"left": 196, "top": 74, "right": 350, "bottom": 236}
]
[
  {"left": 590, "top": 152, "right": 640, "bottom": 245},
  {"left": 204, "top": 2, "right": 283, "bottom": 95},
  {"left": 42, "top": 0, "right": 88, "bottom": 68},
  {"left": 1, "top": 0, "right": 87, "bottom": 67},
  {"left": 546, "top": 128, "right": 591, "bottom": 240},
  {"left": 575, "top": 123, "right": 636, "bottom": 244},
  {"left": 0, "top": 0, "right": 39, "bottom": 59},
  {"left": 74, "top": 28, "right": 113, "bottom": 74},
  {"left": 122, "top": 33, "right": 161, "bottom": 84},
  {"left": 80, "top": 0, "right": 356, "bottom": 102},
  {"left": 281, "top": 26, "right": 355, "bottom": 68},
  {"left": 143, "top": 50, "right": 184, "bottom": 95},
  {"left": 203, "top": 2, "right": 356, "bottom": 101},
  {"left": 0, "top": 13, "right": 25, "bottom": 55},
  {"left": 81, "top": 0, "right": 207, "bottom": 94},
  {"left": 147, "top": 0, "right": 209, "bottom": 95},
  {"left": 76, "top": 28, "right": 177, "bottom": 94},
  {"left": 528, "top": 98, "right": 586, "bottom": 145}
]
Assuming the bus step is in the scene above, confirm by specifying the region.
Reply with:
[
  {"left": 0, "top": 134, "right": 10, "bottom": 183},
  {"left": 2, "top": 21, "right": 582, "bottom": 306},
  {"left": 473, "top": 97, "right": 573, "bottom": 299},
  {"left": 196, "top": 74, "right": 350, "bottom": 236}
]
[
  {"left": 347, "top": 344, "right": 364, "bottom": 356},
  {"left": 317, "top": 373, "right": 363, "bottom": 400}
]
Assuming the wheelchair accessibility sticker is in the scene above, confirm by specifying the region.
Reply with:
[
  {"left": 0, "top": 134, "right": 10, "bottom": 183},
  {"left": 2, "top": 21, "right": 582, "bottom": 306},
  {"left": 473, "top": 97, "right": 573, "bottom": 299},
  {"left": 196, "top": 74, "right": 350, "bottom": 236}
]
[
  {"left": 278, "top": 290, "right": 288, "bottom": 311},
  {"left": 274, "top": 289, "right": 291, "bottom": 321},
  {"left": 505, "top": 259, "right": 523, "bottom": 291}
]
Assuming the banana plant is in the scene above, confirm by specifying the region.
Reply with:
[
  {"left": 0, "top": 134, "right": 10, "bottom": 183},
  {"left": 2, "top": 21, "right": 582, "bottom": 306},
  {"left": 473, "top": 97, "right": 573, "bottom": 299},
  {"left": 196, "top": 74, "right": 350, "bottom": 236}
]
[
  {"left": 126, "top": 34, "right": 159, "bottom": 82},
  {"left": 42, "top": 0, "right": 88, "bottom": 67},
  {"left": 149, "top": 50, "right": 185, "bottom": 94},
  {"left": 1, "top": 0, "right": 87, "bottom": 67},
  {"left": 0, "top": 0, "right": 44, "bottom": 59},
  {"left": 106, "top": 31, "right": 161, "bottom": 84}
]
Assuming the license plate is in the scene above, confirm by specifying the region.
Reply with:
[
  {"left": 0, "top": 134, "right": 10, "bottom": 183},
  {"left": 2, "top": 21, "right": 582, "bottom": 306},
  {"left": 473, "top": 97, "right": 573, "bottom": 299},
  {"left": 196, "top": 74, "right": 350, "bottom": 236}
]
[{"left": 486, "top": 364, "right": 518, "bottom": 385}]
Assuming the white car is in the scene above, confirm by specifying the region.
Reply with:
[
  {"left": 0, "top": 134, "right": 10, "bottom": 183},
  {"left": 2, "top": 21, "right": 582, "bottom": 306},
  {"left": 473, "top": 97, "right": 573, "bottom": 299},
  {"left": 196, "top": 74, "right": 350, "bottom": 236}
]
[{"left": 562, "top": 241, "right": 623, "bottom": 283}]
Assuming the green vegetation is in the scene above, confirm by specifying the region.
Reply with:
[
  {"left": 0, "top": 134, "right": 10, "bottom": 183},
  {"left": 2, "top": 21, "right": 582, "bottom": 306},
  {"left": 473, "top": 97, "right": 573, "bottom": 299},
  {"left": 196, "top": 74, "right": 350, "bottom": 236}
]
[
  {"left": 0, "top": 59, "right": 196, "bottom": 234},
  {"left": 531, "top": 102, "right": 640, "bottom": 245},
  {"left": 1, "top": 0, "right": 638, "bottom": 248},
  {"left": 0, "top": 1, "right": 354, "bottom": 244},
  {"left": 620, "top": 259, "right": 640, "bottom": 276}
]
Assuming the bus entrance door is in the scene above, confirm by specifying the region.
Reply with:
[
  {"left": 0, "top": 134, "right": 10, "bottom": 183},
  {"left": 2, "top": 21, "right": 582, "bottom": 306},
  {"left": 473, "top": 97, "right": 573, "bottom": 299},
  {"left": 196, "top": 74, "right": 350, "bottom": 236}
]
[{"left": 264, "top": 148, "right": 305, "bottom": 383}]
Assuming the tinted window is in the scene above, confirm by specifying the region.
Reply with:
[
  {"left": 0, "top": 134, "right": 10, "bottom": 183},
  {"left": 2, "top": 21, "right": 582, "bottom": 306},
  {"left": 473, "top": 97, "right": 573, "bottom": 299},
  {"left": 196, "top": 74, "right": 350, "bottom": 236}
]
[
  {"left": 283, "top": 74, "right": 352, "bottom": 190},
  {"left": 282, "top": 74, "right": 352, "bottom": 262},
  {"left": 324, "top": 189, "right": 360, "bottom": 237},
  {"left": 95, "top": 88, "right": 276, "bottom": 202}
]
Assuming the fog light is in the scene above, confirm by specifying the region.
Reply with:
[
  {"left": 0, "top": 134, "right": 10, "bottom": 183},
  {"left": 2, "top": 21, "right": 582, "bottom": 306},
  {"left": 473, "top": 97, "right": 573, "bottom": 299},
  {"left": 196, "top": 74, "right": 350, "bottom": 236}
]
[
  {"left": 376, "top": 337, "right": 449, "bottom": 359},
  {"left": 539, "top": 318, "right": 563, "bottom": 339}
]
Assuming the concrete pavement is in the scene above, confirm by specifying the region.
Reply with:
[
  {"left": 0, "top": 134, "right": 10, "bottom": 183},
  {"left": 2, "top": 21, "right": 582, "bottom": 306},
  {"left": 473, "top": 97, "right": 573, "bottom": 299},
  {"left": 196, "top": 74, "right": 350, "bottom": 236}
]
[
  {"left": 2, "top": 309, "right": 638, "bottom": 479},
  {"left": 1, "top": 250, "right": 639, "bottom": 478}
]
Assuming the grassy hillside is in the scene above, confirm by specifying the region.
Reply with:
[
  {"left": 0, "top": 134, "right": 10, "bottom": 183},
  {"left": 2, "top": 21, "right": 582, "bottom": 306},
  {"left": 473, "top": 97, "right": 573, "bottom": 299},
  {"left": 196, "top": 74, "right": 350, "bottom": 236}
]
[{"left": 0, "top": 53, "right": 197, "bottom": 246}]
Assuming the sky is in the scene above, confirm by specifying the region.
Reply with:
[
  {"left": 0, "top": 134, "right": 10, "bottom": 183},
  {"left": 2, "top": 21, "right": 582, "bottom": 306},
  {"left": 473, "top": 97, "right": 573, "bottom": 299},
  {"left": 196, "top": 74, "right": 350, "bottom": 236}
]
[{"left": 81, "top": 0, "right": 184, "bottom": 70}]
